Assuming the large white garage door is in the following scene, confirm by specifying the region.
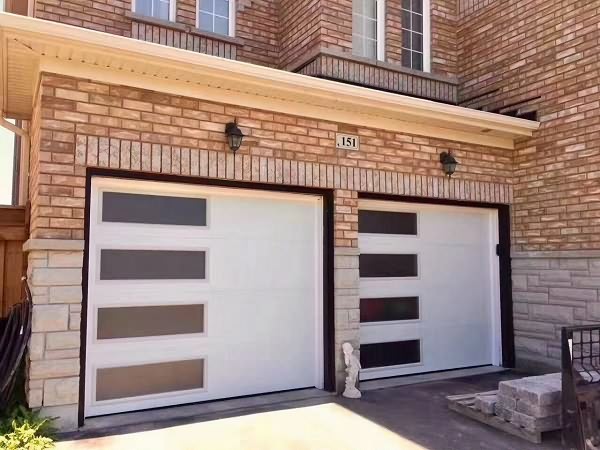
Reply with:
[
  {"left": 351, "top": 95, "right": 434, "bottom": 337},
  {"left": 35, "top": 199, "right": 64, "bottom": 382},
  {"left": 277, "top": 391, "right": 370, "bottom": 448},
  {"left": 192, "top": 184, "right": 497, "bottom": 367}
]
[
  {"left": 85, "top": 177, "right": 323, "bottom": 417},
  {"left": 358, "top": 199, "right": 501, "bottom": 381}
]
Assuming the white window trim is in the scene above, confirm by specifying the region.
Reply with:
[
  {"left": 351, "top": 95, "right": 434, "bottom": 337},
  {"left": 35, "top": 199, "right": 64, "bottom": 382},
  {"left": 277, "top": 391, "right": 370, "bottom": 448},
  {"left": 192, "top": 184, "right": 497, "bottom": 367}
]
[
  {"left": 352, "top": 0, "right": 385, "bottom": 61},
  {"left": 400, "top": 0, "right": 431, "bottom": 73},
  {"left": 376, "top": 0, "right": 385, "bottom": 61},
  {"left": 196, "top": 0, "right": 236, "bottom": 38},
  {"left": 132, "top": 0, "right": 177, "bottom": 22},
  {"left": 423, "top": 0, "right": 431, "bottom": 72}
]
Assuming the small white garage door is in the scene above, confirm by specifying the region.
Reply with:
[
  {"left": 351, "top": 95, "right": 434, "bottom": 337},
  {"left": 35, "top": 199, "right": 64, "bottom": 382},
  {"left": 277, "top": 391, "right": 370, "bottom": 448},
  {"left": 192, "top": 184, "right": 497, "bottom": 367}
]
[
  {"left": 358, "top": 199, "right": 501, "bottom": 381},
  {"left": 85, "top": 177, "right": 323, "bottom": 417}
]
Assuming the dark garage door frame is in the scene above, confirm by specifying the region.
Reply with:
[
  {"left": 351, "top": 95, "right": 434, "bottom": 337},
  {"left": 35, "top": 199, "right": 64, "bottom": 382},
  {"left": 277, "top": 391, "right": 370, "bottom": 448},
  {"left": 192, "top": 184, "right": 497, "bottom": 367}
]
[
  {"left": 78, "top": 167, "right": 336, "bottom": 426},
  {"left": 358, "top": 192, "right": 515, "bottom": 370}
]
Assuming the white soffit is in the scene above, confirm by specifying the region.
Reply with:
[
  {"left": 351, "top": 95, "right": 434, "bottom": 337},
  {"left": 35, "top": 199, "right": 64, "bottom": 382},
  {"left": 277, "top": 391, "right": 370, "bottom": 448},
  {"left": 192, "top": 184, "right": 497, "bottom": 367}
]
[{"left": 0, "top": 13, "right": 540, "bottom": 149}]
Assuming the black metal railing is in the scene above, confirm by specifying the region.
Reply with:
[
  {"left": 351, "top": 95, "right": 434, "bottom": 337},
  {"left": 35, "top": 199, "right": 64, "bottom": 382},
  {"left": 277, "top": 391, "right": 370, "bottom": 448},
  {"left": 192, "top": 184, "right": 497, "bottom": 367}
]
[
  {"left": 562, "top": 325, "right": 600, "bottom": 449},
  {"left": 0, "top": 278, "right": 32, "bottom": 413}
]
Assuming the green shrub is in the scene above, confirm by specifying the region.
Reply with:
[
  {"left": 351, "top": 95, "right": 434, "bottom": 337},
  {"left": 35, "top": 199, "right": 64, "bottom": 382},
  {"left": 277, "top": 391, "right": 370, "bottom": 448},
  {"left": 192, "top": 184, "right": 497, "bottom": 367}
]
[{"left": 0, "top": 405, "right": 56, "bottom": 450}]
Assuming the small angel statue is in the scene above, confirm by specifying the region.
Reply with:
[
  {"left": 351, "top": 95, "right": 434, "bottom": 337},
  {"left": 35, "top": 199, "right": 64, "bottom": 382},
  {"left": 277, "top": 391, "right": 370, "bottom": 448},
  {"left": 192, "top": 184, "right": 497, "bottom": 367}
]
[{"left": 342, "top": 342, "right": 362, "bottom": 399}]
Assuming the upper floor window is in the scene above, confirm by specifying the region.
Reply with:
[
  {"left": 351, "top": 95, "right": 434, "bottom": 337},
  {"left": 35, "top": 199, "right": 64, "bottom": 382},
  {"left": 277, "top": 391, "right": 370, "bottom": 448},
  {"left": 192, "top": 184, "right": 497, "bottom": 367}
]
[
  {"left": 401, "top": 0, "right": 430, "bottom": 72},
  {"left": 352, "top": 0, "right": 385, "bottom": 61},
  {"left": 134, "top": 0, "right": 175, "bottom": 21},
  {"left": 198, "top": 0, "right": 235, "bottom": 37}
]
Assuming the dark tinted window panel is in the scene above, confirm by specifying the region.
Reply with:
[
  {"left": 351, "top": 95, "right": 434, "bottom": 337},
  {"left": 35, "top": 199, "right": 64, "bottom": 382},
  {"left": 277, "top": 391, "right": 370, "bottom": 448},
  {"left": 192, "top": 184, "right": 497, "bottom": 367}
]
[
  {"left": 412, "top": 52, "right": 423, "bottom": 71},
  {"left": 96, "top": 359, "right": 204, "bottom": 401},
  {"left": 358, "top": 210, "right": 417, "bottom": 235},
  {"left": 359, "top": 254, "right": 418, "bottom": 278},
  {"left": 402, "top": 51, "right": 412, "bottom": 68},
  {"left": 412, "top": 13, "right": 423, "bottom": 32},
  {"left": 361, "top": 340, "right": 421, "bottom": 369},
  {"left": 100, "top": 250, "right": 206, "bottom": 280},
  {"left": 411, "top": 0, "right": 422, "bottom": 13},
  {"left": 97, "top": 304, "right": 205, "bottom": 339},
  {"left": 102, "top": 192, "right": 207, "bottom": 226},
  {"left": 360, "top": 297, "right": 419, "bottom": 322},
  {"left": 413, "top": 34, "right": 423, "bottom": 52}
]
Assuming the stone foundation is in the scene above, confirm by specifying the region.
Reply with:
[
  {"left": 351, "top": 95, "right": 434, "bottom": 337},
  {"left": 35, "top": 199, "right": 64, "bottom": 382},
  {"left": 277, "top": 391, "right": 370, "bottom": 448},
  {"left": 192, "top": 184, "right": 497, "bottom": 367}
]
[
  {"left": 512, "top": 251, "right": 600, "bottom": 372},
  {"left": 24, "top": 239, "right": 84, "bottom": 431}
]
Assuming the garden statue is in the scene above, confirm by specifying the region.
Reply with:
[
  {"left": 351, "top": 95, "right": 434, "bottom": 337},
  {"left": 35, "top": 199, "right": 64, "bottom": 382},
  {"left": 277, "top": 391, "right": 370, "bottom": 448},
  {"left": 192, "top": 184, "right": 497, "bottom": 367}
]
[{"left": 342, "top": 342, "right": 362, "bottom": 399}]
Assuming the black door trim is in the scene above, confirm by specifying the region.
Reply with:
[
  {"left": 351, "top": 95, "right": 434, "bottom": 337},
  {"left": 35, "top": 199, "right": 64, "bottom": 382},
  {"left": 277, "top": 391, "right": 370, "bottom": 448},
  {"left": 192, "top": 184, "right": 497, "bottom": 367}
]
[
  {"left": 357, "top": 192, "right": 515, "bottom": 369},
  {"left": 78, "top": 167, "right": 336, "bottom": 426}
]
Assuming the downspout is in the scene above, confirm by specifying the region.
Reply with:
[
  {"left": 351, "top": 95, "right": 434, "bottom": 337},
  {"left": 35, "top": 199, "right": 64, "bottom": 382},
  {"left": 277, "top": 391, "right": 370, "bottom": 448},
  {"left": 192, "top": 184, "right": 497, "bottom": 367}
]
[{"left": 1, "top": 114, "right": 30, "bottom": 206}]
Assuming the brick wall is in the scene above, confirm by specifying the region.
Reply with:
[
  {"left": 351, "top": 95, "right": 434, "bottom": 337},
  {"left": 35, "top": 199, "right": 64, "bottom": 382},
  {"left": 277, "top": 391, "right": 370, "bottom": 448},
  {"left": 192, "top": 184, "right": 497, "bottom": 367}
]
[
  {"left": 26, "top": 72, "right": 513, "bottom": 430},
  {"left": 236, "top": 0, "right": 279, "bottom": 66},
  {"left": 459, "top": 0, "right": 600, "bottom": 252},
  {"left": 320, "top": 0, "right": 353, "bottom": 57},
  {"left": 279, "top": 0, "right": 322, "bottom": 69},
  {"left": 34, "top": 0, "right": 131, "bottom": 35},
  {"left": 30, "top": 73, "right": 513, "bottom": 240},
  {"left": 32, "top": 0, "right": 457, "bottom": 77},
  {"left": 33, "top": 0, "right": 279, "bottom": 67},
  {"left": 431, "top": 0, "right": 458, "bottom": 77},
  {"left": 458, "top": 0, "right": 600, "bottom": 370}
]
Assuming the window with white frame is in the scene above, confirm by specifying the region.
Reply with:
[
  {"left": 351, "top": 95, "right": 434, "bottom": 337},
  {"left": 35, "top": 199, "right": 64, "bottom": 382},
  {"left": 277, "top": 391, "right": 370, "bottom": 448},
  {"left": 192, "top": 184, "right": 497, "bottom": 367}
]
[
  {"left": 134, "top": 0, "right": 174, "bottom": 21},
  {"left": 198, "top": 0, "right": 235, "bottom": 36},
  {"left": 401, "top": 0, "right": 430, "bottom": 72},
  {"left": 352, "top": 0, "right": 385, "bottom": 61}
]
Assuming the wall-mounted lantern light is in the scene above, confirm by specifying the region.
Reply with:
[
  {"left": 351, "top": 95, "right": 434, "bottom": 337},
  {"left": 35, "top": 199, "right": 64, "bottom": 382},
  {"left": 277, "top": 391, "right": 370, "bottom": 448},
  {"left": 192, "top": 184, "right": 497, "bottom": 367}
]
[
  {"left": 439, "top": 151, "right": 459, "bottom": 177},
  {"left": 225, "top": 121, "right": 244, "bottom": 152}
]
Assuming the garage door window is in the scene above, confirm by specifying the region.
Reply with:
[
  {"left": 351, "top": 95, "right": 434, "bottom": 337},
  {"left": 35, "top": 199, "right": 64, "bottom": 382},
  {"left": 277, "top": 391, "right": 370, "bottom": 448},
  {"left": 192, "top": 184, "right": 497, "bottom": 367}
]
[
  {"left": 96, "top": 359, "right": 205, "bottom": 401},
  {"left": 360, "top": 297, "right": 419, "bottom": 323},
  {"left": 360, "top": 340, "right": 421, "bottom": 369},
  {"left": 102, "top": 192, "right": 207, "bottom": 226},
  {"left": 358, "top": 210, "right": 417, "bottom": 235},
  {"left": 100, "top": 249, "right": 207, "bottom": 280},
  {"left": 97, "top": 304, "right": 205, "bottom": 339},
  {"left": 359, "top": 254, "right": 418, "bottom": 278}
]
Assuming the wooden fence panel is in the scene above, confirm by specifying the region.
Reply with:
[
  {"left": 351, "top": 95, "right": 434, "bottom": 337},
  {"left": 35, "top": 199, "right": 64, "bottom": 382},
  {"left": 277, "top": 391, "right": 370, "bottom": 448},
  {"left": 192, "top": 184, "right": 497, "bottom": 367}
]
[{"left": 0, "top": 206, "right": 27, "bottom": 318}]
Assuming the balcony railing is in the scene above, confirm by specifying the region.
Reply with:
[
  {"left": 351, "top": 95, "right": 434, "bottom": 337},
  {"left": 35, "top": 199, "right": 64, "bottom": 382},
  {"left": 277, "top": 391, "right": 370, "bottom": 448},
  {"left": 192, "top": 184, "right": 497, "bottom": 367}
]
[{"left": 295, "top": 49, "right": 458, "bottom": 104}]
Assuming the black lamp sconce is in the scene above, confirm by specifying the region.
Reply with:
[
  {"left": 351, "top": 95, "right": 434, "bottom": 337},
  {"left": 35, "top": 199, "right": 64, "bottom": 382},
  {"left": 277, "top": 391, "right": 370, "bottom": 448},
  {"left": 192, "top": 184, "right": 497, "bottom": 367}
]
[
  {"left": 225, "top": 120, "right": 244, "bottom": 152},
  {"left": 439, "top": 151, "right": 459, "bottom": 178}
]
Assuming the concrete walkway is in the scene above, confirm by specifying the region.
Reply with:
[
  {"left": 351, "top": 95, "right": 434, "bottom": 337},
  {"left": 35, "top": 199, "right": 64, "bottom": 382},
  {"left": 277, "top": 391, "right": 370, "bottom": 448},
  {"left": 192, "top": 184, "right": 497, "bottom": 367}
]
[{"left": 57, "top": 371, "right": 563, "bottom": 450}]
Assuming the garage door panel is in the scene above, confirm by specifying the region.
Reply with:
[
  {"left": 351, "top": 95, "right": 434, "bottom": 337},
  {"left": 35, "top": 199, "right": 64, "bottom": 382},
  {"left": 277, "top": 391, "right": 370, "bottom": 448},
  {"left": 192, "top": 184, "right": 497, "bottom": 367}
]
[
  {"left": 90, "top": 282, "right": 210, "bottom": 305},
  {"left": 360, "top": 278, "right": 423, "bottom": 297},
  {"left": 358, "top": 199, "right": 500, "bottom": 380},
  {"left": 358, "top": 235, "right": 421, "bottom": 253},
  {"left": 86, "top": 177, "right": 323, "bottom": 417},
  {"left": 209, "top": 240, "right": 316, "bottom": 290},
  {"left": 360, "top": 321, "right": 422, "bottom": 343}
]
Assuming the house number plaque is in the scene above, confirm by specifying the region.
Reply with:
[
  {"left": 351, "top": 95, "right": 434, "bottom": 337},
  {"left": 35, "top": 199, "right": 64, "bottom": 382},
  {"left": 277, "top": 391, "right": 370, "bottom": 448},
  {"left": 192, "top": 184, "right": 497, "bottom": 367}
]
[{"left": 336, "top": 133, "right": 360, "bottom": 151}]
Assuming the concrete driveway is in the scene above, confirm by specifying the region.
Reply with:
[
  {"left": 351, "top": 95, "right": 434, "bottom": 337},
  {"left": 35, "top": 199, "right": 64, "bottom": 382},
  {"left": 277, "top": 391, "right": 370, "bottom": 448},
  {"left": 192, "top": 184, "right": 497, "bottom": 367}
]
[{"left": 57, "top": 371, "right": 562, "bottom": 450}]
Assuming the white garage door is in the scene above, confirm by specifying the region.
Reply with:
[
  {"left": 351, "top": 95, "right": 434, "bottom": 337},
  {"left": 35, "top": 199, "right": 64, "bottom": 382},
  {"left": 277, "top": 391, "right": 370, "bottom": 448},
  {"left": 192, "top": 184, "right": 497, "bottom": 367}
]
[
  {"left": 358, "top": 199, "right": 501, "bottom": 381},
  {"left": 85, "top": 177, "right": 323, "bottom": 417}
]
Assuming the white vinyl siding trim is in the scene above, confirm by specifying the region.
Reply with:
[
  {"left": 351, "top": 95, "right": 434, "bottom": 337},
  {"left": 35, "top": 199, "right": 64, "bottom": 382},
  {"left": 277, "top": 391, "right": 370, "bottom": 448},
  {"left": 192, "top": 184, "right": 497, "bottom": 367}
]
[
  {"left": 197, "top": 0, "right": 235, "bottom": 37},
  {"left": 352, "top": 0, "right": 385, "bottom": 61},
  {"left": 132, "top": 0, "right": 176, "bottom": 21}
]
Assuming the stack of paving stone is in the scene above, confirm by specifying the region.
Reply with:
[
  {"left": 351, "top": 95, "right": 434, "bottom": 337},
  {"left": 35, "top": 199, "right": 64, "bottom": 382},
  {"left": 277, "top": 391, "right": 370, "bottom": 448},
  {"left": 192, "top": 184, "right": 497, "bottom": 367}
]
[{"left": 476, "top": 373, "right": 562, "bottom": 433}]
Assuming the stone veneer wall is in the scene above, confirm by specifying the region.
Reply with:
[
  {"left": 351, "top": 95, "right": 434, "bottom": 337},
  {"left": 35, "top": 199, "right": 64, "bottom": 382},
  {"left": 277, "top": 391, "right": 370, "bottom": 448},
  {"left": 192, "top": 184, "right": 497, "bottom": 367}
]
[
  {"left": 513, "top": 251, "right": 600, "bottom": 372},
  {"left": 25, "top": 240, "right": 84, "bottom": 431}
]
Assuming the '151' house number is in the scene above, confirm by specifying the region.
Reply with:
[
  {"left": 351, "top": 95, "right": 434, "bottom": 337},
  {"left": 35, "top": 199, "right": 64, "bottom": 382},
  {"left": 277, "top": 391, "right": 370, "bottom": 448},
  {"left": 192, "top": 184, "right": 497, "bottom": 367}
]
[{"left": 336, "top": 133, "right": 360, "bottom": 151}]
